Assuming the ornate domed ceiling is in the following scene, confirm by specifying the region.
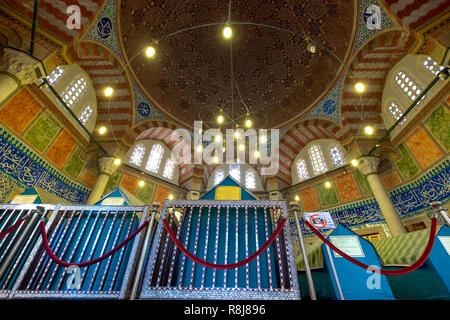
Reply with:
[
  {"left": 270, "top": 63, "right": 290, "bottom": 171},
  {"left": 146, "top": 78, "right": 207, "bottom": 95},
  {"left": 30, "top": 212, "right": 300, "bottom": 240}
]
[{"left": 119, "top": 0, "right": 356, "bottom": 129}]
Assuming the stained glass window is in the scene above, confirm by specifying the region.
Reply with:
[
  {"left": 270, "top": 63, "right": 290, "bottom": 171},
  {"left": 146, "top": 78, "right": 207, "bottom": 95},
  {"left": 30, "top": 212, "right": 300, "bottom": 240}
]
[
  {"left": 146, "top": 144, "right": 164, "bottom": 173},
  {"left": 245, "top": 170, "right": 256, "bottom": 189},
  {"left": 229, "top": 164, "right": 240, "bottom": 182},
  {"left": 163, "top": 159, "right": 175, "bottom": 179},
  {"left": 329, "top": 144, "right": 345, "bottom": 167},
  {"left": 46, "top": 66, "right": 65, "bottom": 86},
  {"left": 61, "top": 75, "right": 87, "bottom": 108},
  {"left": 215, "top": 169, "right": 224, "bottom": 185},
  {"left": 309, "top": 144, "right": 327, "bottom": 175},
  {"left": 394, "top": 70, "right": 424, "bottom": 103},
  {"left": 296, "top": 159, "right": 309, "bottom": 181},
  {"left": 130, "top": 144, "right": 145, "bottom": 166},
  {"left": 388, "top": 101, "right": 406, "bottom": 124},
  {"left": 423, "top": 56, "right": 444, "bottom": 77},
  {"left": 78, "top": 105, "right": 92, "bottom": 126}
]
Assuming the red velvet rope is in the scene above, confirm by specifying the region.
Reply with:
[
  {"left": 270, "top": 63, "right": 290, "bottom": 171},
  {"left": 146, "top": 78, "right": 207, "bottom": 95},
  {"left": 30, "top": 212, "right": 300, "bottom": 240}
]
[
  {"left": 162, "top": 217, "right": 287, "bottom": 269},
  {"left": 39, "top": 220, "right": 148, "bottom": 268},
  {"left": 0, "top": 218, "right": 26, "bottom": 240},
  {"left": 303, "top": 217, "right": 438, "bottom": 276}
]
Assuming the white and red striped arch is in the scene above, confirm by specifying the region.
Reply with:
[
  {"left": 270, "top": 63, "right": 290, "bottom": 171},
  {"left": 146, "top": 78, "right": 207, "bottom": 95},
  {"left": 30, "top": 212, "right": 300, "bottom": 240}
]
[
  {"left": 277, "top": 119, "right": 341, "bottom": 183},
  {"left": 383, "top": 0, "right": 449, "bottom": 32},
  {"left": 2, "top": 0, "right": 105, "bottom": 44},
  {"left": 66, "top": 41, "right": 134, "bottom": 144},
  {"left": 339, "top": 29, "right": 416, "bottom": 142}
]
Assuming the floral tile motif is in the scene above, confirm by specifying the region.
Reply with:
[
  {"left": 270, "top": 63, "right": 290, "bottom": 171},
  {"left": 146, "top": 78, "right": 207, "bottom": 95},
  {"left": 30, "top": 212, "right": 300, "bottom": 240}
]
[
  {"left": 396, "top": 143, "right": 420, "bottom": 180},
  {"left": 424, "top": 104, "right": 450, "bottom": 151},
  {"left": 24, "top": 111, "right": 61, "bottom": 152},
  {"left": 104, "top": 170, "right": 122, "bottom": 195},
  {"left": 136, "top": 179, "right": 156, "bottom": 204},
  {"left": 316, "top": 181, "right": 339, "bottom": 207},
  {"left": 300, "top": 185, "right": 321, "bottom": 212},
  {"left": 335, "top": 172, "right": 363, "bottom": 203},
  {"left": 380, "top": 171, "right": 402, "bottom": 190},
  {"left": 353, "top": 169, "right": 373, "bottom": 197},
  {"left": 80, "top": 169, "right": 97, "bottom": 189},
  {"left": 405, "top": 126, "right": 443, "bottom": 169},
  {"left": 0, "top": 88, "right": 42, "bottom": 134},
  {"left": 119, "top": 172, "right": 138, "bottom": 194},
  {"left": 153, "top": 184, "right": 171, "bottom": 210},
  {"left": 45, "top": 130, "right": 77, "bottom": 168},
  {"left": 65, "top": 145, "right": 85, "bottom": 179}
]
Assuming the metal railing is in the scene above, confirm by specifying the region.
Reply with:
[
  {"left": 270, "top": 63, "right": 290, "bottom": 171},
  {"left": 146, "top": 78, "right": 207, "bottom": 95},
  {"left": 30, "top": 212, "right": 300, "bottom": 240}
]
[
  {"left": 139, "top": 200, "right": 299, "bottom": 300},
  {"left": 1, "top": 204, "right": 148, "bottom": 299}
]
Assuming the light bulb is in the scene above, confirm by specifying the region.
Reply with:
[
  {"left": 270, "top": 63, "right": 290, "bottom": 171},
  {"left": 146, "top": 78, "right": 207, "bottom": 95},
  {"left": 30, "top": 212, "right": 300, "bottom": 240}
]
[
  {"left": 98, "top": 126, "right": 107, "bottom": 135},
  {"left": 324, "top": 181, "right": 332, "bottom": 189},
  {"left": 294, "top": 195, "right": 300, "bottom": 202},
  {"left": 351, "top": 159, "right": 359, "bottom": 167},
  {"left": 234, "top": 131, "right": 240, "bottom": 139},
  {"left": 223, "top": 26, "right": 232, "bottom": 39},
  {"left": 355, "top": 82, "right": 365, "bottom": 93},
  {"left": 260, "top": 135, "right": 267, "bottom": 143},
  {"left": 212, "top": 156, "right": 219, "bottom": 164},
  {"left": 364, "top": 125, "right": 374, "bottom": 135},
  {"left": 245, "top": 119, "right": 252, "bottom": 128},
  {"left": 215, "top": 135, "right": 222, "bottom": 142},
  {"left": 145, "top": 46, "right": 156, "bottom": 58},
  {"left": 138, "top": 180, "right": 145, "bottom": 187},
  {"left": 307, "top": 43, "right": 316, "bottom": 53},
  {"left": 113, "top": 158, "right": 121, "bottom": 166},
  {"left": 104, "top": 87, "right": 113, "bottom": 97},
  {"left": 254, "top": 150, "right": 260, "bottom": 158},
  {"left": 196, "top": 145, "right": 203, "bottom": 153},
  {"left": 239, "top": 144, "right": 245, "bottom": 151},
  {"left": 217, "top": 115, "right": 224, "bottom": 124},
  {"left": 168, "top": 194, "right": 174, "bottom": 200}
]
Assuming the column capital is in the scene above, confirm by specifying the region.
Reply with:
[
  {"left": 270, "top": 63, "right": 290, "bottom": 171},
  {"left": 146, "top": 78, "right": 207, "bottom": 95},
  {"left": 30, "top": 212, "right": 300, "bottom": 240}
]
[
  {"left": 98, "top": 156, "right": 118, "bottom": 176},
  {"left": 186, "top": 191, "right": 200, "bottom": 200},
  {"left": 357, "top": 156, "right": 380, "bottom": 176},
  {"left": 1, "top": 47, "right": 45, "bottom": 86}
]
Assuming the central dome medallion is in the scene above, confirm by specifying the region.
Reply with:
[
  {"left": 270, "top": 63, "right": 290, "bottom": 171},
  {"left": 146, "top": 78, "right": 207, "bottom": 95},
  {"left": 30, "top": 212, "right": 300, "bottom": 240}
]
[{"left": 119, "top": 0, "right": 356, "bottom": 129}]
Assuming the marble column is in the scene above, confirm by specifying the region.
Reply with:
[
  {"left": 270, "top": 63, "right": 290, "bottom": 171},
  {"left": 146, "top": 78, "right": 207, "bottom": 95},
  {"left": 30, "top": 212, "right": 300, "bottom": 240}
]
[
  {"left": 86, "top": 157, "right": 119, "bottom": 205},
  {"left": 358, "top": 156, "right": 407, "bottom": 236}
]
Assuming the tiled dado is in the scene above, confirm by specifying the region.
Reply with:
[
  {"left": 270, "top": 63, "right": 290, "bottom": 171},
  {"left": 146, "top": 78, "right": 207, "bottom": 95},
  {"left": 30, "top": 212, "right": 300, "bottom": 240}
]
[
  {"left": 0, "top": 87, "right": 88, "bottom": 182},
  {"left": 0, "top": 125, "right": 89, "bottom": 203},
  {"left": 296, "top": 158, "right": 450, "bottom": 234}
]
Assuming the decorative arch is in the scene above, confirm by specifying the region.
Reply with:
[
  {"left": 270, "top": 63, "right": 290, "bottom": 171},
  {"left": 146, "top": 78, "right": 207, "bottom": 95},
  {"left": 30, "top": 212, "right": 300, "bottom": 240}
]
[
  {"left": 277, "top": 119, "right": 341, "bottom": 183},
  {"left": 66, "top": 40, "right": 134, "bottom": 145},
  {"left": 339, "top": 29, "right": 417, "bottom": 143}
]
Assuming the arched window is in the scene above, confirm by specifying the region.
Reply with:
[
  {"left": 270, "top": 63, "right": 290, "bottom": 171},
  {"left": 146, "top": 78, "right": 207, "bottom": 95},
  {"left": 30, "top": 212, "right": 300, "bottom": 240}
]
[
  {"left": 394, "top": 70, "right": 423, "bottom": 103},
  {"left": 78, "top": 105, "right": 92, "bottom": 126},
  {"left": 229, "top": 164, "right": 240, "bottom": 182},
  {"left": 423, "top": 56, "right": 444, "bottom": 77},
  {"left": 309, "top": 144, "right": 327, "bottom": 175},
  {"left": 245, "top": 170, "right": 256, "bottom": 189},
  {"left": 329, "top": 144, "right": 345, "bottom": 167},
  {"left": 215, "top": 169, "right": 224, "bottom": 185},
  {"left": 163, "top": 159, "right": 175, "bottom": 179},
  {"left": 296, "top": 159, "right": 309, "bottom": 181},
  {"left": 61, "top": 75, "right": 87, "bottom": 108},
  {"left": 130, "top": 144, "right": 146, "bottom": 166},
  {"left": 388, "top": 101, "right": 406, "bottom": 124},
  {"left": 146, "top": 144, "right": 164, "bottom": 173},
  {"left": 46, "top": 66, "right": 65, "bottom": 86}
]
